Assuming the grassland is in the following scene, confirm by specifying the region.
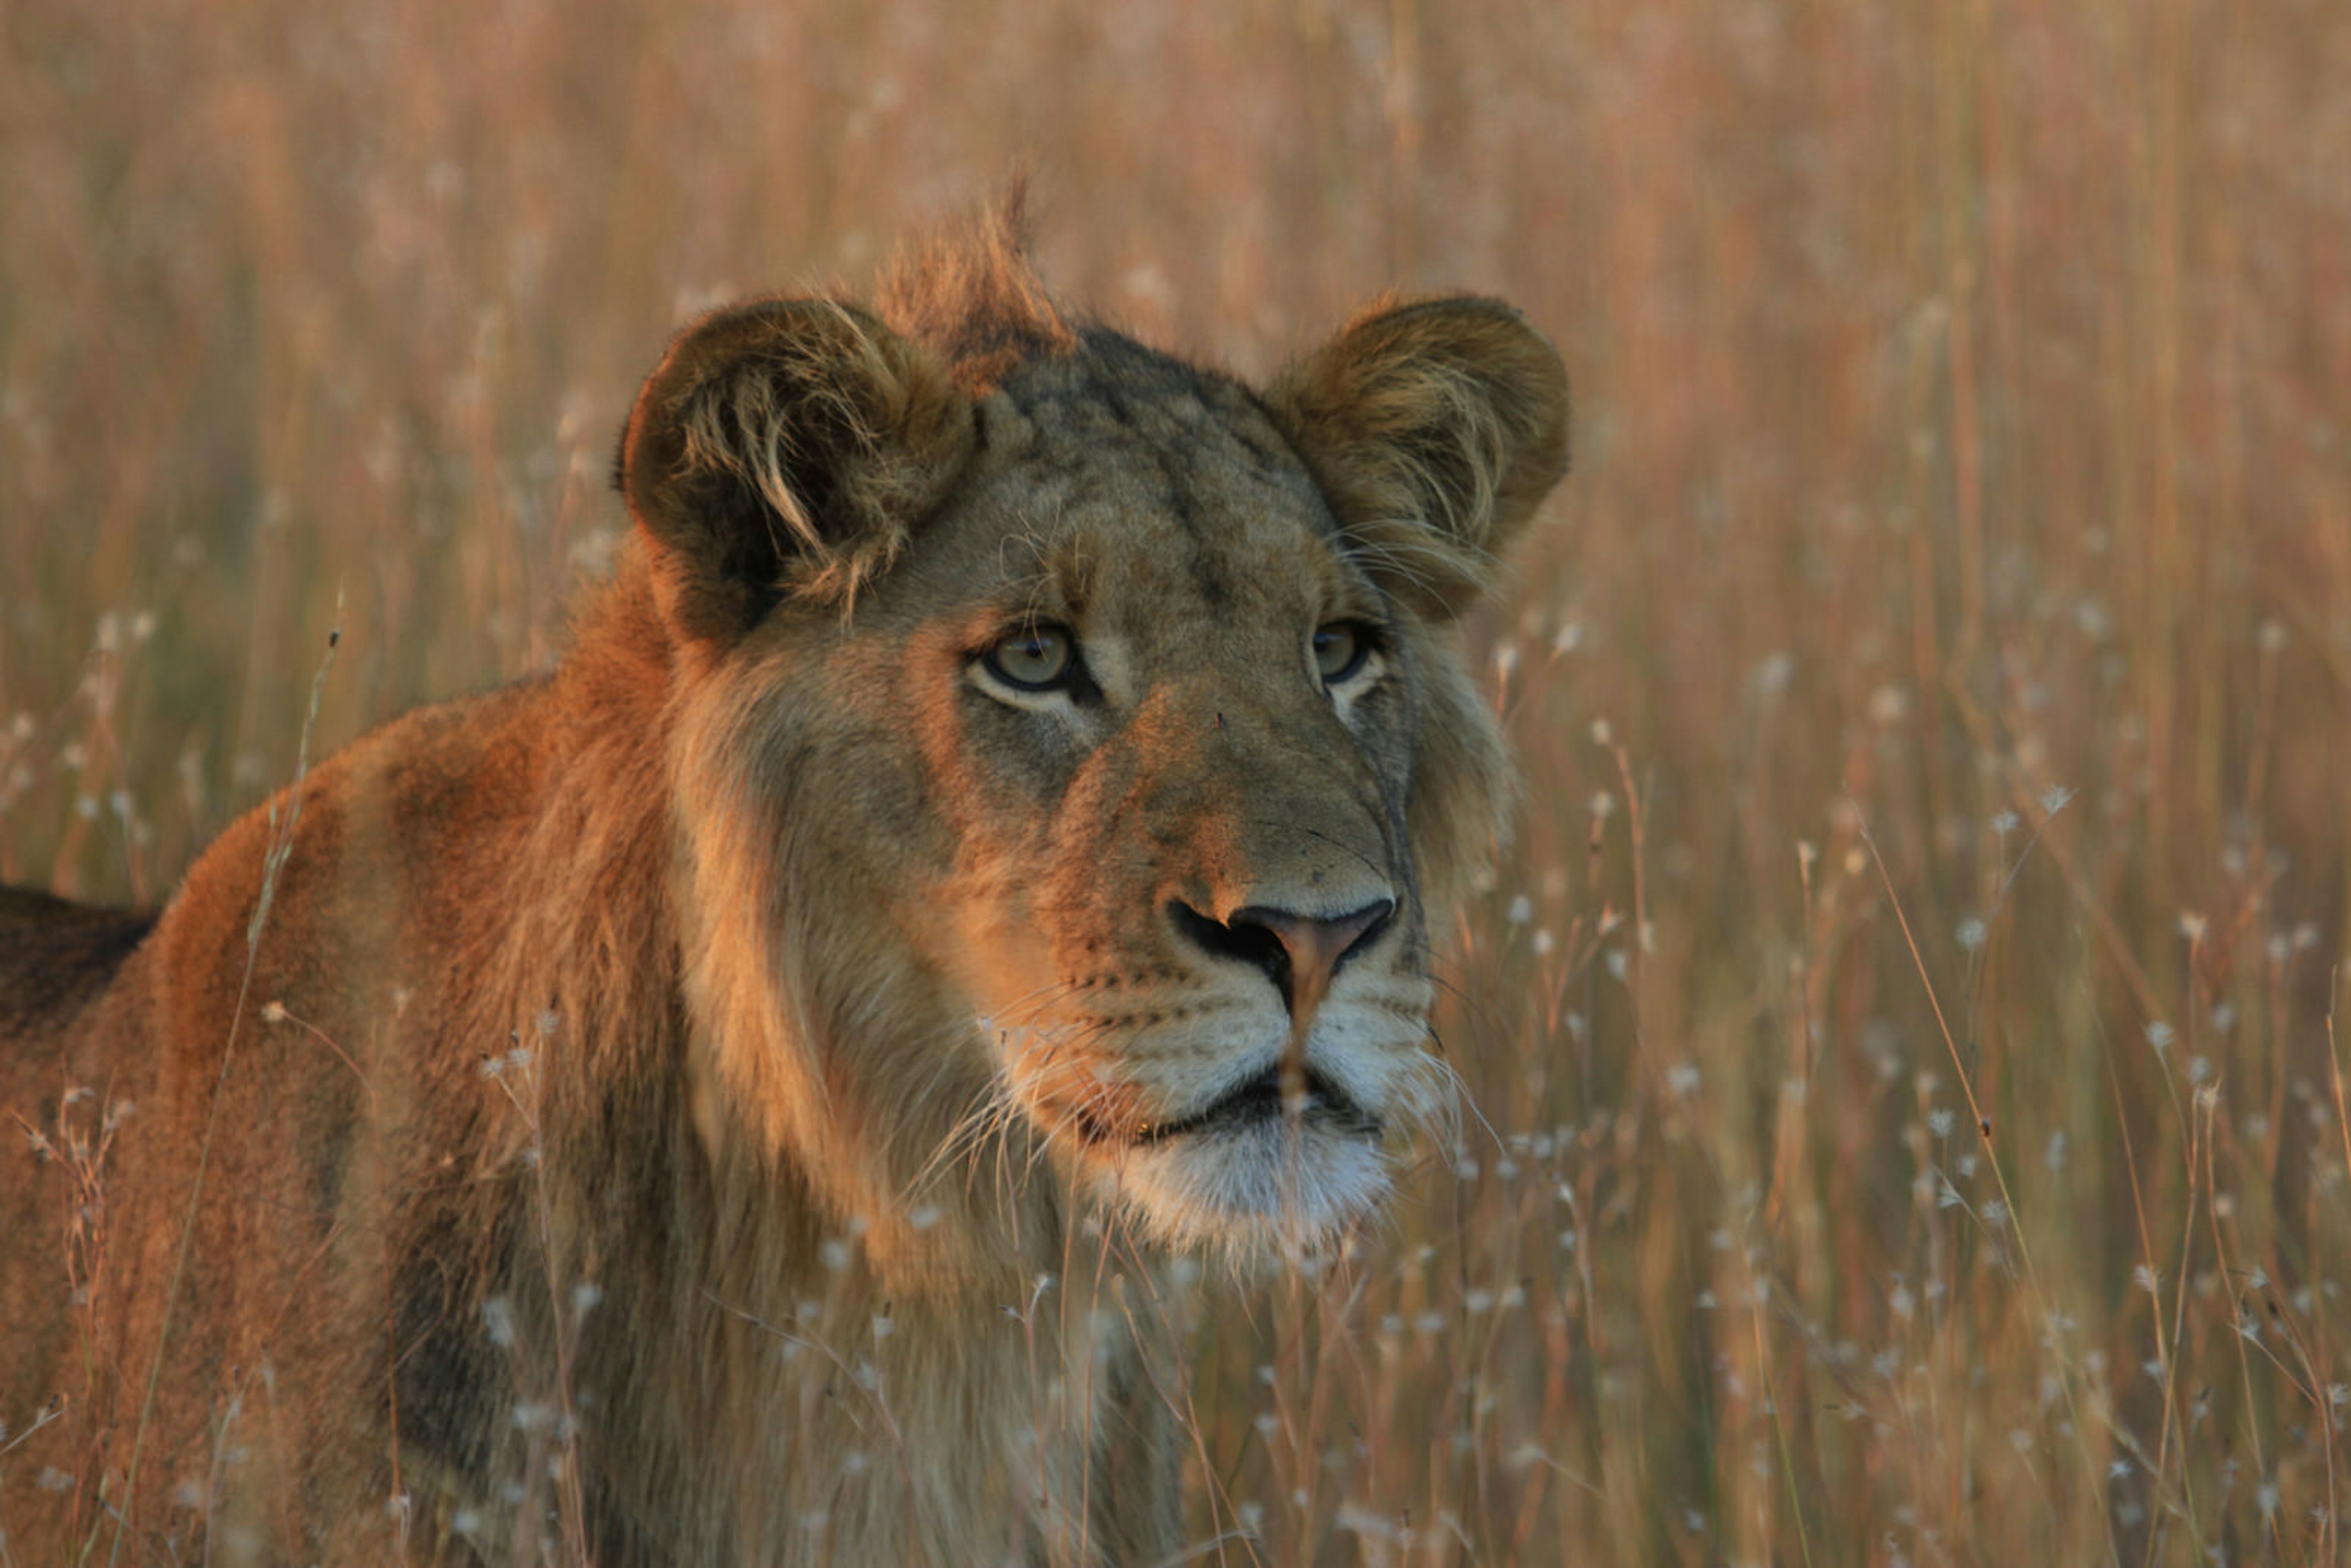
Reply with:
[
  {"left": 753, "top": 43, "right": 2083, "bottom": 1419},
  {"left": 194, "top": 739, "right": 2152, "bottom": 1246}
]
[{"left": 4, "top": 0, "right": 2349, "bottom": 1561}]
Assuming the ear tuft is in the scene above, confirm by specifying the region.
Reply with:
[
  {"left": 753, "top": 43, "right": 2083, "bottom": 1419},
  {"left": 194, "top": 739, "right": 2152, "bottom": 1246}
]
[
  {"left": 1265, "top": 298, "right": 1569, "bottom": 618},
  {"left": 618, "top": 299, "right": 974, "bottom": 644},
  {"left": 875, "top": 180, "right": 1076, "bottom": 392}
]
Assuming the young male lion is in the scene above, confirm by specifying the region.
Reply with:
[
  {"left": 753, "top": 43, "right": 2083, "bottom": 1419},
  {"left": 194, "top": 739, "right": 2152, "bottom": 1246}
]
[{"left": 0, "top": 216, "right": 1567, "bottom": 1564}]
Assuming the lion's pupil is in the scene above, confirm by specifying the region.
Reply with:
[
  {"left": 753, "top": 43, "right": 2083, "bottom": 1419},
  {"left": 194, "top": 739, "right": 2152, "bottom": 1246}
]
[
  {"left": 1314, "top": 623, "right": 1359, "bottom": 680},
  {"left": 995, "top": 626, "right": 1069, "bottom": 686}
]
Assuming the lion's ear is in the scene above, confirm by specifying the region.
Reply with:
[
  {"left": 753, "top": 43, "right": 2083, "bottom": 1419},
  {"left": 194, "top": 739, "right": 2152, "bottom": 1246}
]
[
  {"left": 1265, "top": 298, "right": 1569, "bottom": 619},
  {"left": 619, "top": 299, "right": 976, "bottom": 642}
]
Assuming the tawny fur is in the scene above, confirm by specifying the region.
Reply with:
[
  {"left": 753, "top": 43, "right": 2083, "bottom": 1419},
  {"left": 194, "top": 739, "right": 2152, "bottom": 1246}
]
[{"left": 0, "top": 217, "right": 1567, "bottom": 1564}]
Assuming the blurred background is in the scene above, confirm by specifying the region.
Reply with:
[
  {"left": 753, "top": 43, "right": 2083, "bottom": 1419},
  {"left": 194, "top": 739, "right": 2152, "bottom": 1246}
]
[{"left": 4, "top": 0, "right": 2349, "bottom": 1561}]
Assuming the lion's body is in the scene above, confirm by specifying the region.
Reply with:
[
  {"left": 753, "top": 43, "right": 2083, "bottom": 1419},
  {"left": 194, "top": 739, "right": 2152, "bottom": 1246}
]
[
  {"left": 4, "top": 579, "right": 1162, "bottom": 1562},
  {"left": 1, "top": 216, "right": 1565, "bottom": 1564}
]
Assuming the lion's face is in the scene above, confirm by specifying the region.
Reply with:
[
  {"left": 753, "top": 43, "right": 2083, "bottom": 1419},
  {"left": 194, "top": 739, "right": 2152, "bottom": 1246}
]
[
  {"left": 622, "top": 283, "right": 1566, "bottom": 1264},
  {"left": 880, "top": 353, "right": 1451, "bottom": 1251}
]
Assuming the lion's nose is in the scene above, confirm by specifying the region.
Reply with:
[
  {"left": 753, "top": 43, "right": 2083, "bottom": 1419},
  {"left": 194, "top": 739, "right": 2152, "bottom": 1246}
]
[{"left": 1169, "top": 898, "right": 1396, "bottom": 1022}]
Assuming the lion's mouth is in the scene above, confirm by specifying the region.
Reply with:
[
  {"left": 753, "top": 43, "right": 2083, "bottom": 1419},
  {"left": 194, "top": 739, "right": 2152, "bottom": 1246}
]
[{"left": 1076, "top": 1065, "right": 1379, "bottom": 1148}]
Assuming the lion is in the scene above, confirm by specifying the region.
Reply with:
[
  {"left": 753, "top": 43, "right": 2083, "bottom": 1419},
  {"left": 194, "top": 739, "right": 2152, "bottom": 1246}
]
[{"left": 0, "top": 211, "right": 1567, "bottom": 1564}]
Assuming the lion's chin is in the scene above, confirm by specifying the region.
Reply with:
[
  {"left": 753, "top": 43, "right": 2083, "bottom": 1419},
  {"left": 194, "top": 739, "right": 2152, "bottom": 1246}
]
[{"left": 1095, "top": 1118, "right": 1392, "bottom": 1263}]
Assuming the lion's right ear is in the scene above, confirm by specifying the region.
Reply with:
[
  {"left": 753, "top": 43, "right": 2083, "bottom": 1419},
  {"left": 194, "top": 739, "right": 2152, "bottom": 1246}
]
[{"left": 618, "top": 299, "right": 976, "bottom": 643}]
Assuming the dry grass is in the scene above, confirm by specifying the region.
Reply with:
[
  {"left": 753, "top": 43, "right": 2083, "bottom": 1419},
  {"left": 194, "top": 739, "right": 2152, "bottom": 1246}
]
[{"left": 5, "top": 0, "right": 2350, "bottom": 1561}]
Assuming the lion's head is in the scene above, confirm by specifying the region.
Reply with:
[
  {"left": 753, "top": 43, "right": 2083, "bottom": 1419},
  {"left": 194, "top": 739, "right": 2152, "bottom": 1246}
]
[{"left": 615, "top": 218, "right": 1567, "bottom": 1272}]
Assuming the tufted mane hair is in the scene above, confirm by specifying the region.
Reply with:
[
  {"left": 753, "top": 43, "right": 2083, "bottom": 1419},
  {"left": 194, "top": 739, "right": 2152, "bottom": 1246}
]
[{"left": 875, "top": 184, "right": 1079, "bottom": 391}]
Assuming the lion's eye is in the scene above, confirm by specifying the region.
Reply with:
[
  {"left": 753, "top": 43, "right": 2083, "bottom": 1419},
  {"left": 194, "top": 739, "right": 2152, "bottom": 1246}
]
[
  {"left": 982, "top": 624, "right": 1077, "bottom": 691},
  {"left": 1313, "top": 621, "right": 1373, "bottom": 685}
]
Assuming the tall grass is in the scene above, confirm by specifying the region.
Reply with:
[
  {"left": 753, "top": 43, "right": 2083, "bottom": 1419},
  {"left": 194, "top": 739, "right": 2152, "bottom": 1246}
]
[{"left": 4, "top": 0, "right": 2348, "bottom": 1559}]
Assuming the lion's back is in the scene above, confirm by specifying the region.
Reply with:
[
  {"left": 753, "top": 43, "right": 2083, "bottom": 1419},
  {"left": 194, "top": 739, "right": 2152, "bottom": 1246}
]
[
  {"left": 0, "top": 886, "right": 156, "bottom": 1040},
  {"left": 1, "top": 889, "right": 159, "bottom": 1534}
]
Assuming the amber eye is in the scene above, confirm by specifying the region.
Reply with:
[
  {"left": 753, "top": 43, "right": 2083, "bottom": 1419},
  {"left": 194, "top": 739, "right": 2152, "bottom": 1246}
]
[
  {"left": 982, "top": 623, "right": 1077, "bottom": 691},
  {"left": 1313, "top": 621, "right": 1373, "bottom": 685}
]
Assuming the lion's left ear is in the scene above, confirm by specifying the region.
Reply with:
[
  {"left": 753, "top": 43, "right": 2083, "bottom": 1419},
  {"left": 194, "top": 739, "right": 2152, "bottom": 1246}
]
[
  {"left": 1264, "top": 298, "right": 1569, "bottom": 619},
  {"left": 619, "top": 298, "right": 976, "bottom": 644}
]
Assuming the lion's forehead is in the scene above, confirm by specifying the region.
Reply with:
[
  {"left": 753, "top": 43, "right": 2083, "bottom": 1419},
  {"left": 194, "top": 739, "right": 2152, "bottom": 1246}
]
[{"left": 915, "top": 364, "right": 1352, "bottom": 640}]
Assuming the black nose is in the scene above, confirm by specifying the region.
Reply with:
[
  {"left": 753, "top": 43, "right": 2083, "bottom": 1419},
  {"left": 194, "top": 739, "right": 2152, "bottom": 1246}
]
[{"left": 1169, "top": 898, "right": 1395, "bottom": 1018}]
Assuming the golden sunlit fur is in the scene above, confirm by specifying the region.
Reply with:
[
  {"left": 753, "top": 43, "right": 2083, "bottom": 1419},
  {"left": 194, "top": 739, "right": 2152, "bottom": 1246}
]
[{"left": 0, "top": 212, "right": 1567, "bottom": 1564}]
